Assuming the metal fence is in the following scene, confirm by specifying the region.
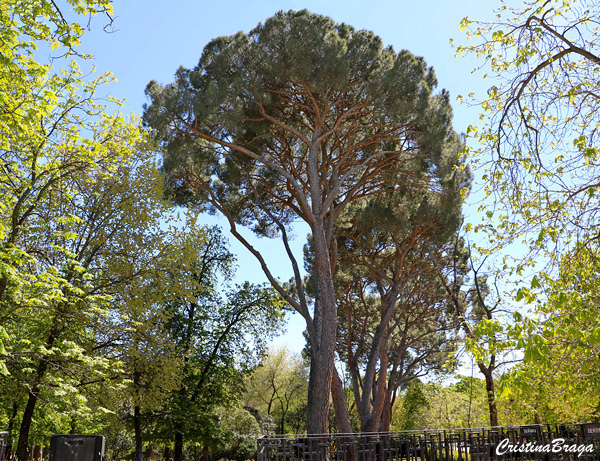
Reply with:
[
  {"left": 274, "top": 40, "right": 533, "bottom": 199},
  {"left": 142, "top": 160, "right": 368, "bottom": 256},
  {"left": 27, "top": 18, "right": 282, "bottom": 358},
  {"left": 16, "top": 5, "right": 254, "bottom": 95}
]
[
  {"left": 257, "top": 423, "right": 600, "bottom": 461},
  {"left": 0, "top": 432, "right": 7, "bottom": 461}
]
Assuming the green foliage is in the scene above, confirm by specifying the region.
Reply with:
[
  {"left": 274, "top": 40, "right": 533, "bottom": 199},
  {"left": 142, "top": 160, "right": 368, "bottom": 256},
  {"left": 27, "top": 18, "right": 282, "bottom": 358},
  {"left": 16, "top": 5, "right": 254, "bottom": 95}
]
[
  {"left": 502, "top": 243, "right": 600, "bottom": 423},
  {"left": 146, "top": 229, "right": 285, "bottom": 452},
  {"left": 458, "top": 0, "right": 600, "bottom": 261},
  {"left": 455, "top": 0, "right": 600, "bottom": 426},
  {"left": 215, "top": 408, "right": 262, "bottom": 461},
  {"left": 393, "top": 380, "right": 429, "bottom": 431},
  {"left": 244, "top": 347, "right": 309, "bottom": 435},
  {"left": 393, "top": 377, "right": 490, "bottom": 430}
]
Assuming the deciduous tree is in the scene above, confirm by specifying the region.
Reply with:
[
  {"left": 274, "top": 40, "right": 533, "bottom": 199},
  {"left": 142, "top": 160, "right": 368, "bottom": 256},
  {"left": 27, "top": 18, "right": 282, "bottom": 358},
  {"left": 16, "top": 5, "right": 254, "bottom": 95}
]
[
  {"left": 149, "top": 229, "right": 284, "bottom": 461},
  {"left": 457, "top": 0, "right": 600, "bottom": 265}
]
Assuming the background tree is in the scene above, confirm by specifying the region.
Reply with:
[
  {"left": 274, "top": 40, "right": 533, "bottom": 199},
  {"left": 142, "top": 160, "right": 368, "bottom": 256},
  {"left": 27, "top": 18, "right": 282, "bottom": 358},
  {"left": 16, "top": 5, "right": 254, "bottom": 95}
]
[
  {"left": 244, "top": 347, "right": 309, "bottom": 435},
  {"left": 457, "top": 0, "right": 600, "bottom": 420},
  {"left": 148, "top": 228, "right": 284, "bottom": 461},
  {"left": 329, "top": 177, "right": 467, "bottom": 432},
  {"left": 1, "top": 137, "right": 205, "bottom": 460},
  {"left": 144, "top": 10, "right": 467, "bottom": 433},
  {"left": 503, "top": 243, "right": 600, "bottom": 424},
  {"left": 433, "top": 239, "right": 519, "bottom": 428}
]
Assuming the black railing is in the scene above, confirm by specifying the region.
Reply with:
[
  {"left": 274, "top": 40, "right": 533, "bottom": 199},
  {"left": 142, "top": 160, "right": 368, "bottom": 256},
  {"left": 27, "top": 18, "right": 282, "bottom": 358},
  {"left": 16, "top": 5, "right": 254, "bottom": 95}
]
[
  {"left": 0, "top": 432, "right": 7, "bottom": 461},
  {"left": 257, "top": 423, "right": 600, "bottom": 461}
]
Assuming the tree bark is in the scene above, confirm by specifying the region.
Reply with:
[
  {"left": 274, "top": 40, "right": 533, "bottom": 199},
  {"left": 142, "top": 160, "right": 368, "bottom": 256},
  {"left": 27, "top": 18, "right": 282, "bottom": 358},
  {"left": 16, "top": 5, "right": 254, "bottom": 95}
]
[
  {"left": 380, "top": 392, "right": 392, "bottom": 433},
  {"left": 331, "top": 369, "right": 353, "bottom": 433},
  {"left": 174, "top": 430, "right": 183, "bottom": 461},
  {"left": 16, "top": 360, "right": 51, "bottom": 460},
  {"left": 15, "top": 385, "right": 38, "bottom": 461},
  {"left": 479, "top": 366, "right": 498, "bottom": 427},
  {"left": 306, "top": 219, "right": 337, "bottom": 434},
  {"left": 134, "top": 404, "right": 144, "bottom": 461}
]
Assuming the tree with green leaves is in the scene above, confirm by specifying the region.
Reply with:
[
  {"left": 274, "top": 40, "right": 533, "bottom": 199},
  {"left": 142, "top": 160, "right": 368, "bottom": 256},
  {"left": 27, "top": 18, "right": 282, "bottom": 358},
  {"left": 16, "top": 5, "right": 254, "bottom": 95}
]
[
  {"left": 456, "top": 0, "right": 600, "bottom": 423},
  {"left": 328, "top": 179, "right": 467, "bottom": 432},
  {"left": 244, "top": 347, "right": 309, "bottom": 435},
  {"left": 147, "top": 228, "right": 284, "bottom": 461},
  {"left": 457, "top": 0, "right": 600, "bottom": 265},
  {"left": 501, "top": 243, "right": 600, "bottom": 424},
  {"left": 0, "top": 3, "right": 213, "bottom": 458},
  {"left": 1, "top": 139, "right": 205, "bottom": 460},
  {"left": 144, "top": 10, "right": 467, "bottom": 433}
]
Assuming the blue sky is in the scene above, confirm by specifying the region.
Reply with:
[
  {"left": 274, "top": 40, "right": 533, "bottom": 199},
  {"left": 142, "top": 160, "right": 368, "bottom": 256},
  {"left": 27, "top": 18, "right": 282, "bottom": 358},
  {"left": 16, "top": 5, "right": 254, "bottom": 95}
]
[{"left": 77, "top": 0, "right": 504, "bottom": 352}]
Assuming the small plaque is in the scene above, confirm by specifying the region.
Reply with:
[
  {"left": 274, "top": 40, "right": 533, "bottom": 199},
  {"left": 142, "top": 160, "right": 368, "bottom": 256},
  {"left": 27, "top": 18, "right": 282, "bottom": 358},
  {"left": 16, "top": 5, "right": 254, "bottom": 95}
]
[
  {"left": 583, "top": 423, "right": 600, "bottom": 440},
  {"left": 49, "top": 435, "right": 105, "bottom": 461},
  {"left": 520, "top": 425, "right": 541, "bottom": 440}
]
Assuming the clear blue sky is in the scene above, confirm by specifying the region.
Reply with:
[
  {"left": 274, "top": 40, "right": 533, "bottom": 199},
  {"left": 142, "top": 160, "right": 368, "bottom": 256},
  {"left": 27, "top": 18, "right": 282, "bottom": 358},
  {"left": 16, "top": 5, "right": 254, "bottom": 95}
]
[{"left": 78, "top": 0, "right": 502, "bottom": 352}]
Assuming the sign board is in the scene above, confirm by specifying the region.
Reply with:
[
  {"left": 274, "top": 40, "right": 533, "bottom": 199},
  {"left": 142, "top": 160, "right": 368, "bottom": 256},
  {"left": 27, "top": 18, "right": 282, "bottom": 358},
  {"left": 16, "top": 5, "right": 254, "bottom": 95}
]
[
  {"left": 49, "top": 435, "right": 105, "bottom": 461},
  {"left": 520, "top": 425, "right": 541, "bottom": 440},
  {"left": 583, "top": 423, "right": 600, "bottom": 440}
]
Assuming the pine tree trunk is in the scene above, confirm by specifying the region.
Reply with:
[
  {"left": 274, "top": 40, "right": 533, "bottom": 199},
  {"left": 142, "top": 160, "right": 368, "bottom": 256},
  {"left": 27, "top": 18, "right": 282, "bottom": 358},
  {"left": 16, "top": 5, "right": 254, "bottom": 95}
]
[
  {"left": 306, "top": 219, "right": 337, "bottom": 434},
  {"left": 331, "top": 369, "right": 353, "bottom": 433},
  {"left": 380, "top": 391, "right": 393, "bottom": 433}
]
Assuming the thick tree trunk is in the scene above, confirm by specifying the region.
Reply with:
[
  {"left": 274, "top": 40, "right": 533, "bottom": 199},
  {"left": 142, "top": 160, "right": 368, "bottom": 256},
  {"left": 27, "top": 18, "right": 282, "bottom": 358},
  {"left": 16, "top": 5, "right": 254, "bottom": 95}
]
[
  {"left": 331, "top": 369, "right": 353, "bottom": 433},
  {"left": 174, "top": 431, "right": 183, "bottom": 461},
  {"left": 306, "top": 220, "right": 337, "bottom": 434},
  {"left": 380, "top": 391, "right": 393, "bottom": 433},
  {"left": 134, "top": 405, "right": 144, "bottom": 461}
]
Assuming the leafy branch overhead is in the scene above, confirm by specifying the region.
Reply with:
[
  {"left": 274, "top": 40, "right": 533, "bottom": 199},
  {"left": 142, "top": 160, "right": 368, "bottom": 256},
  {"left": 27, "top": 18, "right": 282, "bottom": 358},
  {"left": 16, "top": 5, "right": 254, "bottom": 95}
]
[{"left": 458, "top": 0, "right": 600, "bottom": 258}]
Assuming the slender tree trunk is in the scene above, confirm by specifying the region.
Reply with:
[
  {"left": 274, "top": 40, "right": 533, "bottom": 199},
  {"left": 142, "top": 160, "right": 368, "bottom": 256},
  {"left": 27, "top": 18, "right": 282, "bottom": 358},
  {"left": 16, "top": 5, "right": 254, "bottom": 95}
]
[
  {"left": 203, "top": 445, "right": 209, "bottom": 461},
  {"left": 479, "top": 366, "right": 498, "bottom": 427},
  {"left": 133, "top": 369, "right": 144, "bottom": 461},
  {"left": 6, "top": 401, "right": 18, "bottom": 457},
  {"left": 16, "top": 319, "right": 60, "bottom": 461},
  {"left": 331, "top": 369, "right": 353, "bottom": 433},
  {"left": 174, "top": 431, "right": 183, "bottom": 461},
  {"left": 164, "top": 446, "right": 171, "bottom": 460},
  {"left": 16, "top": 385, "right": 39, "bottom": 461},
  {"left": 0, "top": 277, "right": 8, "bottom": 301},
  {"left": 134, "top": 405, "right": 144, "bottom": 461}
]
